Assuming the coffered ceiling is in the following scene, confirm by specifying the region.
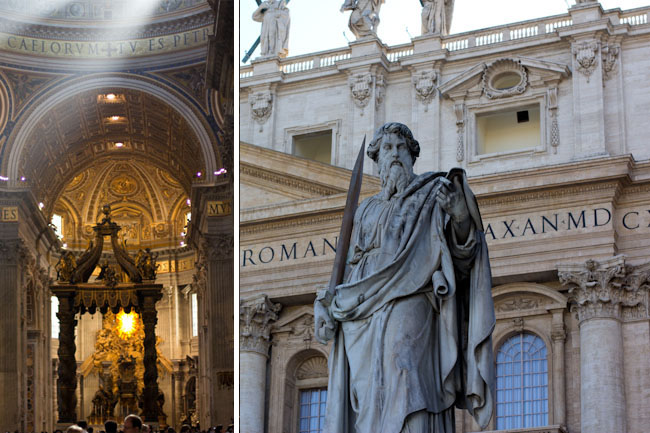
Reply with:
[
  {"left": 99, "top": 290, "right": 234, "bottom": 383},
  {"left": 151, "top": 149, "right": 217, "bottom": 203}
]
[{"left": 18, "top": 87, "right": 206, "bottom": 210}]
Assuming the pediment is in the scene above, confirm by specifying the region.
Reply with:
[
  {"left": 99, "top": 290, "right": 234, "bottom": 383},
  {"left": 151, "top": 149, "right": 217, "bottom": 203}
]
[
  {"left": 439, "top": 56, "right": 571, "bottom": 100},
  {"left": 241, "top": 141, "right": 380, "bottom": 210},
  {"left": 272, "top": 307, "right": 314, "bottom": 337}
]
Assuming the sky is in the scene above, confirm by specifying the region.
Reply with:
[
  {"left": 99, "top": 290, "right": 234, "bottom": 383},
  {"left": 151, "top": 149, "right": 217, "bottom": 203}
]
[{"left": 240, "top": 0, "right": 650, "bottom": 65}]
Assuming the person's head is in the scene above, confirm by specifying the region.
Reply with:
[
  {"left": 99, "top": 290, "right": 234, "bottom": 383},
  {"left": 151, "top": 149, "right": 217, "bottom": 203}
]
[
  {"left": 180, "top": 426, "right": 191, "bottom": 433},
  {"left": 123, "top": 414, "right": 142, "bottom": 433},
  {"left": 66, "top": 427, "right": 84, "bottom": 433},
  {"left": 76, "top": 421, "right": 88, "bottom": 431},
  {"left": 88, "top": 427, "right": 94, "bottom": 433},
  {"left": 141, "top": 425, "right": 150, "bottom": 433},
  {"left": 104, "top": 421, "right": 118, "bottom": 433},
  {"left": 368, "top": 122, "right": 420, "bottom": 199}
]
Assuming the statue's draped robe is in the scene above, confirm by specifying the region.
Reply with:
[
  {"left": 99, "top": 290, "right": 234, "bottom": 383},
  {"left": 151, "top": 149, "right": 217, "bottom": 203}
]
[
  {"left": 252, "top": 0, "right": 290, "bottom": 57},
  {"left": 325, "top": 171, "right": 495, "bottom": 433}
]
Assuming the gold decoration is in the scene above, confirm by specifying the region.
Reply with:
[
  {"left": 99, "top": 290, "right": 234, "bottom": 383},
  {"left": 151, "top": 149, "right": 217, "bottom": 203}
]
[
  {"left": 116, "top": 310, "right": 139, "bottom": 340},
  {"left": 109, "top": 175, "right": 138, "bottom": 196}
]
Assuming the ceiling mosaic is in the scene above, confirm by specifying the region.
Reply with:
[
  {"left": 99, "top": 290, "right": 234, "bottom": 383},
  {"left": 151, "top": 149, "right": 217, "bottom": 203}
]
[{"left": 18, "top": 87, "right": 205, "bottom": 207}]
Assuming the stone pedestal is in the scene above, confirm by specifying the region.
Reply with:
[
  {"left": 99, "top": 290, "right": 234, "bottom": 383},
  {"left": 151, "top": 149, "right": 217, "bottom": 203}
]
[{"left": 239, "top": 295, "right": 281, "bottom": 433}]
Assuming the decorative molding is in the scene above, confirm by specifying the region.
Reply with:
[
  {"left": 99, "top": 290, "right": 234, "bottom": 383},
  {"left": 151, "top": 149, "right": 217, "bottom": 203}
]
[
  {"left": 572, "top": 41, "right": 599, "bottom": 82},
  {"left": 559, "top": 255, "right": 649, "bottom": 322},
  {"left": 482, "top": 58, "right": 528, "bottom": 99},
  {"left": 203, "top": 233, "right": 234, "bottom": 261},
  {"left": 477, "top": 181, "right": 618, "bottom": 208},
  {"left": 495, "top": 296, "right": 545, "bottom": 313},
  {"left": 412, "top": 70, "right": 437, "bottom": 109},
  {"left": 375, "top": 73, "right": 385, "bottom": 109},
  {"left": 296, "top": 356, "right": 328, "bottom": 380},
  {"left": 241, "top": 213, "right": 342, "bottom": 236},
  {"left": 241, "top": 164, "right": 343, "bottom": 197},
  {"left": 548, "top": 87, "right": 559, "bottom": 153},
  {"left": 348, "top": 72, "right": 373, "bottom": 109},
  {"left": 454, "top": 103, "right": 465, "bottom": 162},
  {"left": 601, "top": 44, "right": 620, "bottom": 82},
  {"left": 240, "top": 295, "right": 282, "bottom": 356},
  {"left": 249, "top": 88, "right": 273, "bottom": 127}
]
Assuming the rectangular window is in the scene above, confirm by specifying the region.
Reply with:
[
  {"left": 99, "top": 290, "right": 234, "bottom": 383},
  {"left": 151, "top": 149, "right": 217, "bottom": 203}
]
[
  {"left": 476, "top": 105, "right": 541, "bottom": 155},
  {"left": 299, "top": 388, "right": 327, "bottom": 433},
  {"left": 191, "top": 293, "right": 198, "bottom": 337},
  {"left": 292, "top": 130, "right": 332, "bottom": 164},
  {"left": 51, "top": 296, "right": 59, "bottom": 338}
]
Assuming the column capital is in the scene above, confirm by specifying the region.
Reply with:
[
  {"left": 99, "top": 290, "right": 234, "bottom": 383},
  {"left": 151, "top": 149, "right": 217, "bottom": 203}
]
[
  {"left": 559, "top": 255, "right": 648, "bottom": 322},
  {"left": 240, "top": 295, "right": 281, "bottom": 356}
]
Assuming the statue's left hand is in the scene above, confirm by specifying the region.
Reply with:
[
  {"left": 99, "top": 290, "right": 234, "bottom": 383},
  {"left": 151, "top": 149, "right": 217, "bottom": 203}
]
[{"left": 435, "top": 176, "right": 469, "bottom": 223}]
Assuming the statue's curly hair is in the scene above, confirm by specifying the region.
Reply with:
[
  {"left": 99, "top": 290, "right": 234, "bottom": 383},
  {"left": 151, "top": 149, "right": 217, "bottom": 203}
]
[{"left": 367, "top": 122, "right": 420, "bottom": 163}]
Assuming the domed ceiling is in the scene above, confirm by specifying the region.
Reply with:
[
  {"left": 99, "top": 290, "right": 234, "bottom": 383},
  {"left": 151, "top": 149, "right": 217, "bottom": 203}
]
[
  {"left": 55, "top": 159, "right": 190, "bottom": 251},
  {"left": 18, "top": 87, "right": 206, "bottom": 209}
]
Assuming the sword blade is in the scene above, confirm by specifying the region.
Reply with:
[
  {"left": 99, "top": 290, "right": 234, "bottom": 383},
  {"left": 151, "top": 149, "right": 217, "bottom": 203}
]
[{"left": 328, "top": 136, "right": 365, "bottom": 293}]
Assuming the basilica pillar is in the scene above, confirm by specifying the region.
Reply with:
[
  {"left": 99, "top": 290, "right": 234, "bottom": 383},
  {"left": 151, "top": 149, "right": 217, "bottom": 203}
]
[
  {"left": 139, "top": 288, "right": 163, "bottom": 423},
  {"left": 550, "top": 309, "right": 566, "bottom": 426},
  {"left": 190, "top": 180, "right": 234, "bottom": 427},
  {"left": 55, "top": 290, "right": 78, "bottom": 423},
  {"left": 239, "top": 295, "right": 281, "bottom": 433},
  {"left": 559, "top": 255, "right": 646, "bottom": 433}
]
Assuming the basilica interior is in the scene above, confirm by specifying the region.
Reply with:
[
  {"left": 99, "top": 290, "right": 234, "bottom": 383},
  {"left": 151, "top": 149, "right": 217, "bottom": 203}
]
[{"left": 0, "top": 0, "right": 233, "bottom": 431}]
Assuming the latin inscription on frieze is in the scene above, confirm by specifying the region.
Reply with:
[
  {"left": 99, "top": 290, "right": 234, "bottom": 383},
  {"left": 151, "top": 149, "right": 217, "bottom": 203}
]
[
  {"left": 241, "top": 204, "right": 650, "bottom": 268},
  {"left": 207, "top": 200, "right": 232, "bottom": 217},
  {"left": 0, "top": 207, "right": 18, "bottom": 222},
  {"left": 0, "top": 27, "right": 210, "bottom": 59}
]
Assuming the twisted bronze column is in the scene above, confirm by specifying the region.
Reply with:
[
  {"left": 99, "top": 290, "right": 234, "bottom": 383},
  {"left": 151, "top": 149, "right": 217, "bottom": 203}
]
[{"left": 56, "top": 292, "right": 77, "bottom": 423}]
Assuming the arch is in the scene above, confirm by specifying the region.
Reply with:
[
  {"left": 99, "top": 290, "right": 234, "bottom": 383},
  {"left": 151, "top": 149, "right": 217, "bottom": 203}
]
[
  {"left": 4, "top": 74, "right": 217, "bottom": 185},
  {"left": 495, "top": 331, "right": 550, "bottom": 430},
  {"left": 0, "top": 74, "right": 9, "bottom": 134}
]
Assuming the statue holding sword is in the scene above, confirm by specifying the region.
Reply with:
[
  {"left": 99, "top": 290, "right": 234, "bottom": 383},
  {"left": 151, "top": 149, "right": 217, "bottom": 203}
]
[{"left": 314, "top": 122, "right": 496, "bottom": 433}]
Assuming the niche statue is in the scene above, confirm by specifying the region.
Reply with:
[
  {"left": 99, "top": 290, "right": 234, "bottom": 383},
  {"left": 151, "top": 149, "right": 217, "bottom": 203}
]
[{"left": 314, "top": 122, "right": 495, "bottom": 433}]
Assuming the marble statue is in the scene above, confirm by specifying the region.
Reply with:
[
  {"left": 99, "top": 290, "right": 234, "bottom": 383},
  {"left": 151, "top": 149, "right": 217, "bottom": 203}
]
[
  {"left": 421, "top": 0, "right": 454, "bottom": 35},
  {"left": 314, "top": 122, "right": 495, "bottom": 433},
  {"left": 340, "top": 0, "right": 385, "bottom": 39},
  {"left": 252, "top": 0, "right": 290, "bottom": 58}
]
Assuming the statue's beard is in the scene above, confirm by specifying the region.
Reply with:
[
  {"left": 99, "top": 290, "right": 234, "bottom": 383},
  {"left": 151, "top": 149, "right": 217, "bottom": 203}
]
[{"left": 380, "top": 161, "right": 410, "bottom": 200}]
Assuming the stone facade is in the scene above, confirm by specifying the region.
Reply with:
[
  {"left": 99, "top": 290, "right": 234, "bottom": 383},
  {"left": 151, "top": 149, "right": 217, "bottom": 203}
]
[{"left": 241, "top": 3, "right": 650, "bottom": 433}]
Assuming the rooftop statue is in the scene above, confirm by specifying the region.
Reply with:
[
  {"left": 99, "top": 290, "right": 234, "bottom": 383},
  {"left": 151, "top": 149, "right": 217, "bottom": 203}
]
[
  {"left": 421, "top": 0, "right": 454, "bottom": 35},
  {"left": 252, "top": 0, "right": 290, "bottom": 58},
  {"left": 315, "top": 122, "right": 495, "bottom": 433},
  {"left": 340, "top": 0, "right": 385, "bottom": 39}
]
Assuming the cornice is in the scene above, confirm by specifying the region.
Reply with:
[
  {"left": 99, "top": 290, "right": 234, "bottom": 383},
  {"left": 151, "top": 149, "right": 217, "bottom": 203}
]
[{"left": 241, "top": 164, "right": 343, "bottom": 198}]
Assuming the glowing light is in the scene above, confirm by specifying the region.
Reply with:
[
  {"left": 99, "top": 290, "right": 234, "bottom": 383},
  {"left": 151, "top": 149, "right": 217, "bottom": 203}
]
[
  {"left": 115, "top": 142, "right": 124, "bottom": 148},
  {"left": 116, "top": 309, "right": 139, "bottom": 340},
  {"left": 110, "top": 115, "right": 120, "bottom": 121},
  {"left": 38, "top": 202, "right": 44, "bottom": 209},
  {"left": 106, "top": 93, "right": 116, "bottom": 100},
  {"left": 180, "top": 241, "right": 185, "bottom": 247},
  {"left": 62, "top": 243, "right": 68, "bottom": 249},
  {"left": 214, "top": 168, "right": 227, "bottom": 176},
  {"left": 196, "top": 171, "right": 202, "bottom": 177},
  {"left": 20, "top": 176, "right": 26, "bottom": 181},
  {"left": 180, "top": 232, "right": 186, "bottom": 237},
  {"left": 0, "top": 176, "right": 9, "bottom": 181},
  {"left": 186, "top": 199, "right": 191, "bottom": 206}
]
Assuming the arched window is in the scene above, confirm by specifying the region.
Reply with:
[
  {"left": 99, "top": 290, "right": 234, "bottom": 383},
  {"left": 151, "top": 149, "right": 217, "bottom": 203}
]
[{"left": 496, "top": 332, "right": 548, "bottom": 430}]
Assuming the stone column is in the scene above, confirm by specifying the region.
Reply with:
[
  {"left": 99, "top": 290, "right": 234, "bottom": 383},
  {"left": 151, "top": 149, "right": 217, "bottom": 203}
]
[
  {"left": 240, "top": 295, "right": 281, "bottom": 433},
  {"left": 139, "top": 289, "right": 162, "bottom": 423},
  {"left": 559, "top": 255, "right": 646, "bottom": 433},
  {"left": 55, "top": 290, "right": 78, "bottom": 423}
]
